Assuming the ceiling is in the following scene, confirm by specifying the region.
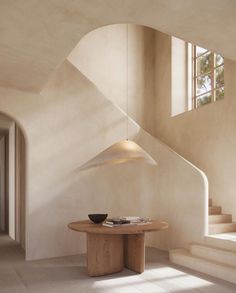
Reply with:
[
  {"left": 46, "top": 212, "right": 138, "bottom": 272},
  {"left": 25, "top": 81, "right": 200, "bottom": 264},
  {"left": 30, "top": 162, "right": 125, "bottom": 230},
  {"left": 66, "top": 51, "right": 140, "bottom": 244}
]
[{"left": 0, "top": 0, "right": 235, "bottom": 92}]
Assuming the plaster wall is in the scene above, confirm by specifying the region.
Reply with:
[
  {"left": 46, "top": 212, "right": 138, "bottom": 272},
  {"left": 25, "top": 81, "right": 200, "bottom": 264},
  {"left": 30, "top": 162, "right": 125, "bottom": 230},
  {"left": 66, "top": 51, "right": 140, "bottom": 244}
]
[
  {"left": 0, "top": 24, "right": 208, "bottom": 260},
  {"left": 154, "top": 32, "right": 236, "bottom": 221},
  {"left": 33, "top": 24, "right": 208, "bottom": 259},
  {"left": 0, "top": 55, "right": 207, "bottom": 260},
  {"left": 0, "top": 114, "right": 12, "bottom": 131},
  {"left": 40, "top": 59, "right": 208, "bottom": 258},
  {"left": 68, "top": 24, "right": 208, "bottom": 249},
  {"left": 68, "top": 24, "right": 156, "bottom": 136},
  {"left": 1, "top": 1, "right": 236, "bottom": 92},
  {"left": 0, "top": 0, "right": 234, "bottom": 260}
]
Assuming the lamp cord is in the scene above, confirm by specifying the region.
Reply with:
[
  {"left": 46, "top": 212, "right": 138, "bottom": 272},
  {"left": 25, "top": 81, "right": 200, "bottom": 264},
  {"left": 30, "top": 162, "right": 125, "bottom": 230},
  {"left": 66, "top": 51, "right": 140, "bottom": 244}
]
[{"left": 126, "top": 23, "right": 129, "bottom": 141}]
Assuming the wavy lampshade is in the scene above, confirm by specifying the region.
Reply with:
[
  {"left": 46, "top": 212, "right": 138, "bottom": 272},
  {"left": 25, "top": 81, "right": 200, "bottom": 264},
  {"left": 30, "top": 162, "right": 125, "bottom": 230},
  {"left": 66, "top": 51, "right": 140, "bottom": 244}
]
[{"left": 78, "top": 140, "right": 157, "bottom": 171}]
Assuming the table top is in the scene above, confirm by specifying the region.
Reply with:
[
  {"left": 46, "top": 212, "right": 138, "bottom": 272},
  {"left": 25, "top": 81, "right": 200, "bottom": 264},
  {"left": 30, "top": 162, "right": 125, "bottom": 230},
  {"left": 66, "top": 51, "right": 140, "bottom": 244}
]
[{"left": 68, "top": 220, "right": 168, "bottom": 235}]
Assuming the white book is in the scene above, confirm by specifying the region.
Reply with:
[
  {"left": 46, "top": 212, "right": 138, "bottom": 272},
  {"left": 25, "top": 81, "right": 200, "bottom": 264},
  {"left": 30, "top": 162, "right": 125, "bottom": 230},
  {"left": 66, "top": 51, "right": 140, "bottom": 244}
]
[
  {"left": 102, "top": 222, "right": 136, "bottom": 228},
  {"left": 121, "top": 216, "right": 150, "bottom": 223}
]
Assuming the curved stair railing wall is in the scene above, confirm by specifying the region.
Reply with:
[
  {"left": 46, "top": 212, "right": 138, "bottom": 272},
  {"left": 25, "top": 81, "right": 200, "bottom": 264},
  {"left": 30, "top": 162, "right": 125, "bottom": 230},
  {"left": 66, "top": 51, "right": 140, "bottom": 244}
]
[{"left": 42, "top": 58, "right": 208, "bottom": 253}]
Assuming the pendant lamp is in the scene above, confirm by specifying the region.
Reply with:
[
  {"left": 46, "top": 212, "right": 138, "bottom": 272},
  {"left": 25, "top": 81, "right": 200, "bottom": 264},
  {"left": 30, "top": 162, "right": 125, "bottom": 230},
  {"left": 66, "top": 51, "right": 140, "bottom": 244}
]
[{"left": 78, "top": 24, "right": 157, "bottom": 171}]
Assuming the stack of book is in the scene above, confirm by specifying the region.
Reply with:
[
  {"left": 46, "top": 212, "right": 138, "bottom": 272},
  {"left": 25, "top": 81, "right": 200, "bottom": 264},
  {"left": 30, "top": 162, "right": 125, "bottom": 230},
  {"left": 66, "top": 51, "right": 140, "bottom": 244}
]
[{"left": 102, "top": 216, "right": 150, "bottom": 227}]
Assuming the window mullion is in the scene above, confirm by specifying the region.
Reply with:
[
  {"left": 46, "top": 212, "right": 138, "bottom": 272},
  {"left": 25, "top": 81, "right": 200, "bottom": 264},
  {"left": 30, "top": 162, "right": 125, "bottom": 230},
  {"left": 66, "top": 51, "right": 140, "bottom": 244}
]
[
  {"left": 193, "top": 45, "right": 197, "bottom": 108},
  {"left": 191, "top": 44, "right": 224, "bottom": 109},
  {"left": 194, "top": 50, "right": 210, "bottom": 59},
  {"left": 211, "top": 53, "right": 216, "bottom": 102}
]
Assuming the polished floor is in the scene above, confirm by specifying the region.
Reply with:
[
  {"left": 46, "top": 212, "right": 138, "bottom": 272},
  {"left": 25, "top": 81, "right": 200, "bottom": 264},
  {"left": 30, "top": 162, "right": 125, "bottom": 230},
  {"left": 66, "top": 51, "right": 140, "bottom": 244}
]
[{"left": 1, "top": 233, "right": 236, "bottom": 293}]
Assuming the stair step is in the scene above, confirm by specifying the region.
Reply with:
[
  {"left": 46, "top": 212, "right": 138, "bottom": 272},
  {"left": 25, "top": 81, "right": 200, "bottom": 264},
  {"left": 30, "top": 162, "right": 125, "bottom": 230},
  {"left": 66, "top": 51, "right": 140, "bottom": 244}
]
[
  {"left": 209, "top": 198, "right": 212, "bottom": 207},
  {"left": 169, "top": 248, "right": 236, "bottom": 284},
  {"left": 209, "top": 206, "right": 222, "bottom": 215},
  {"left": 209, "top": 214, "right": 232, "bottom": 224},
  {"left": 190, "top": 243, "right": 236, "bottom": 268},
  {"left": 209, "top": 223, "right": 236, "bottom": 234},
  {"left": 205, "top": 234, "right": 236, "bottom": 253}
]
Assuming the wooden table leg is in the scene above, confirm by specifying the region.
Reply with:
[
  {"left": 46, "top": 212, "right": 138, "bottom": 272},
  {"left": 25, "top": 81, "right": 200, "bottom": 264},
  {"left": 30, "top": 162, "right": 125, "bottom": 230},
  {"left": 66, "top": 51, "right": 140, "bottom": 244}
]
[
  {"left": 124, "top": 233, "right": 145, "bottom": 273},
  {"left": 87, "top": 233, "right": 124, "bottom": 277}
]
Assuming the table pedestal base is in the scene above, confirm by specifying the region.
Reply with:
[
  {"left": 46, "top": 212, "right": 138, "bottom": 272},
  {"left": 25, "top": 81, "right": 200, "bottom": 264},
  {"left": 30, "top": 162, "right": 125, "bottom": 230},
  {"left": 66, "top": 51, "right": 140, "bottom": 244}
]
[
  {"left": 87, "top": 233, "right": 145, "bottom": 277},
  {"left": 124, "top": 234, "right": 145, "bottom": 273}
]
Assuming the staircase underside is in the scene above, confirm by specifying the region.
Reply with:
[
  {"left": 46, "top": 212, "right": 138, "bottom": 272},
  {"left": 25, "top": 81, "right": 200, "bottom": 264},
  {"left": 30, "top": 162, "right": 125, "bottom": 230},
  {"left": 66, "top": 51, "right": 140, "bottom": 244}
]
[{"left": 1, "top": 1, "right": 236, "bottom": 92}]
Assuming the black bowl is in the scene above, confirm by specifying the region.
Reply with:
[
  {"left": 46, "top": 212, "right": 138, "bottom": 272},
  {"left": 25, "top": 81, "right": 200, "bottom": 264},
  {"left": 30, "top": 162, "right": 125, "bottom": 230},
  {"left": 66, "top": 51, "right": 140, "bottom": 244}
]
[{"left": 88, "top": 214, "right": 108, "bottom": 224}]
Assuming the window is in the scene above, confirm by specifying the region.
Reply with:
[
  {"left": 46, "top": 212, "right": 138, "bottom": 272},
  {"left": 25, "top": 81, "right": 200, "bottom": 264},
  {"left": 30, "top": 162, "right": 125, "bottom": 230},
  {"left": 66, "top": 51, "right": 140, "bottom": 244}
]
[
  {"left": 171, "top": 38, "right": 225, "bottom": 116},
  {"left": 192, "top": 45, "right": 224, "bottom": 108}
]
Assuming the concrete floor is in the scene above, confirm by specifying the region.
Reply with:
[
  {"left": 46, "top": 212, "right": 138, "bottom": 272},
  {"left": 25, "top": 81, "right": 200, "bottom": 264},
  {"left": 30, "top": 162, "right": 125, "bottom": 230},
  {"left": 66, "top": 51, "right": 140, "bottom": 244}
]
[{"left": 1, "top": 232, "right": 236, "bottom": 293}]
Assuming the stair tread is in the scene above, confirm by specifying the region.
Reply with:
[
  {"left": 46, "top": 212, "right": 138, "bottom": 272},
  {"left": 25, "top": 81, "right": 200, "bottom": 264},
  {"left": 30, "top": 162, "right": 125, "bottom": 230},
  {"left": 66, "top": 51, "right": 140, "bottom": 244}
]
[
  {"left": 170, "top": 248, "right": 236, "bottom": 270},
  {"left": 191, "top": 243, "right": 236, "bottom": 256},
  {"left": 209, "top": 206, "right": 222, "bottom": 215},
  {"left": 170, "top": 248, "right": 236, "bottom": 284},
  {"left": 209, "top": 206, "right": 221, "bottom": 210},
  {"left": 209, "top": 213, "right": 232, "bottom": 217},
  {"left": 208, "top": 222, "right": 236, "bottom": 235},
  {"left": 208, "top": 232, "right": 236, "bottom": 239},
  {"left": 209, "top": 222, "right": 236, "bottom": 226},
  {"left": 205, "top": 234, "right": 236, "bottom": 253},
  {"left": 209, "top": 214, "right": 232, "bottom": 223}
]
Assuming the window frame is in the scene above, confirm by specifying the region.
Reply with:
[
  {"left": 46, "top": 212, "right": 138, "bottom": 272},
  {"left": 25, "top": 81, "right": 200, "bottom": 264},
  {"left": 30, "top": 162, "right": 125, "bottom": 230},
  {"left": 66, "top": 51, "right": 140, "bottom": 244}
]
[{"left": 192, "top": 44, "right": 224, "bottom": 109}]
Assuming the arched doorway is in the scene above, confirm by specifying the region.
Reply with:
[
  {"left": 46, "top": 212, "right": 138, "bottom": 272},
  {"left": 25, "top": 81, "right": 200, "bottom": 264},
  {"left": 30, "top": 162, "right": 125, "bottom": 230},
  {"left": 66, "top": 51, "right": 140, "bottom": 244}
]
[{"left": 0, "top": 113, "right": 26, "bottom": 251}]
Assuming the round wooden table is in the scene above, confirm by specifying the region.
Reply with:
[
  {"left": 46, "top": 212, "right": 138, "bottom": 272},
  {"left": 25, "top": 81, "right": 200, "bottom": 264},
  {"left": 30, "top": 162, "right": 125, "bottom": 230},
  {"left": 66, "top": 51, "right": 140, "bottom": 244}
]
[{"left": 68, "top": 220, "right": 168, "bottom": 277}]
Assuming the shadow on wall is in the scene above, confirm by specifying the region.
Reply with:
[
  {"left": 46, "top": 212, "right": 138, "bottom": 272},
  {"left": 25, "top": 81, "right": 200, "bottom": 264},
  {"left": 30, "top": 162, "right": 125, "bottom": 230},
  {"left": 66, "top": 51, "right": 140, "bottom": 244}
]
[
  {"left": 29, "top": 60, "right": 158, "bottom": 259},
  {"left": 68, "top": 24, "right": 156, "bottom": 136},
  {"left": 26, "top": 57, "right": 208, "bottom": 260}
]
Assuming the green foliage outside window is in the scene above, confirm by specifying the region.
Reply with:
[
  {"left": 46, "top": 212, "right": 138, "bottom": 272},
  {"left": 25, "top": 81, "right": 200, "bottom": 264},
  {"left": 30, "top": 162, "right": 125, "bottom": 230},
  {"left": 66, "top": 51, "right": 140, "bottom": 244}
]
[{"left": 193, "top": 45, "right": 224, "bottom": 108}]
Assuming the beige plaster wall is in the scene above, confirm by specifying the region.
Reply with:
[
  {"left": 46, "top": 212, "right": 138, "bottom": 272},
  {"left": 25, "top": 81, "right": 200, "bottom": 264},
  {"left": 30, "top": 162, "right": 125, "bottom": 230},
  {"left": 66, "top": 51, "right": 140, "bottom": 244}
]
[
  {"left": 154, "top": 32, "right": 236, "bottom": 221},
  {"left": 0, "top": 55, "right": 207, "bottom": 259},
  {"left": 68, "top": 24, "right": 156, "bottom": 136},
  {"left": 67, "top": 26, "right": 207, "bottom": 251},
  {"left": 1, "top": 1, "right": 236, "bottom": 92},
  {"left": 0, "top": 24, "right": 209, "bottom": 260},
  {"left": 0, "top": 114, "right": 13, "bottom": 131},
  {"left": 39, "top": 59, "right": 208, "bottom": 258},
  {"left": 32, "top": 60, "right": 160, "bottom": 259},
  {"left": 0, "top": 0, "right": 234, "bottom": 259}
]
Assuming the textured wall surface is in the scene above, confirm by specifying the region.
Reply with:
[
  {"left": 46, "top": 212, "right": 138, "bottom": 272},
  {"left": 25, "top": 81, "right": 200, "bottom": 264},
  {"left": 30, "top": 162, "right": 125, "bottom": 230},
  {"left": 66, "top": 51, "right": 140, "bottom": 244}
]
[
  {"left": 0, "top": 53, "right": 207, "bottom": 259},
  {"left": 68, "top": 24, "right": 156, "bottom": 135},
  {"left": 154, "top": 32, "right": 236, "bottom": 221},
  {"left": 0, "top": 0, "right": 235, "bottom": 92}
]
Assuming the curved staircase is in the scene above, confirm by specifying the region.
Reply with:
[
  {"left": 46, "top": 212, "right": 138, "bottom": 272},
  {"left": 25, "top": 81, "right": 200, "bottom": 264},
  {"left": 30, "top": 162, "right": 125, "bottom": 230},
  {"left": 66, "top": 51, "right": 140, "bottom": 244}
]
[
  {"left": 208, "top": 198, "right": 236, "bottom": 234},
  {"left": 170, "top": 199, "right": 236, "bottom": 284},
  {"left": 170, "top": 244, "right": 236, "bottom": 284}
]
